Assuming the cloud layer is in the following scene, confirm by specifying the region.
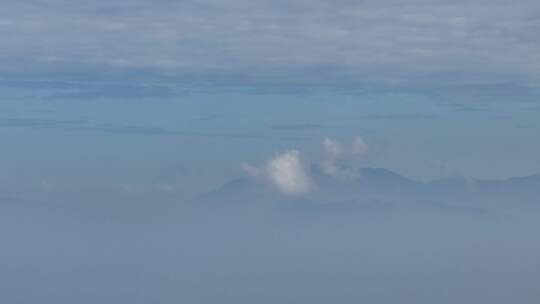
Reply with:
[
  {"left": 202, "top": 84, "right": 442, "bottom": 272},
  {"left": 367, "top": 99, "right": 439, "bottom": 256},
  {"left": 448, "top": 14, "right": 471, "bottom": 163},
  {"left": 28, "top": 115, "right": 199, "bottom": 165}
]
[{"left": 1, "top": 0, "right": 539, "bottom": 84}]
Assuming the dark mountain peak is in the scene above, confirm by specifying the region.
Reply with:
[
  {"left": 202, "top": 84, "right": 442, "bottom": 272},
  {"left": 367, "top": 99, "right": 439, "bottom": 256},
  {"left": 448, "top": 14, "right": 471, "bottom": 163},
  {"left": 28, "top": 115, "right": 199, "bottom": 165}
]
[
  {"left": 195, "top": 178, "right": 260, "bottom": 202},
  {"left": 194, "top": 167, "right": 540, "bottom": 209},
  {"left": 506, "top": 173, "right": 540, "bottom": 183},
  {"left": 358, "top": 167, "right": 415, "bottom": 185},
  {"left": 428, "top": 176, "right": 470, "bottom": 187}
]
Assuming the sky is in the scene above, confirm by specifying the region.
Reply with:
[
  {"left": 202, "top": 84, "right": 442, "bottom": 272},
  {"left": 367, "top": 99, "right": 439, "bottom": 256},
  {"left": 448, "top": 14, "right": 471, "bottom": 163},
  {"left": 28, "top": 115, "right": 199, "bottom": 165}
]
[
  {"left": 1, "top": 0, "right": 540, "bottom": 83},
  {"left": 1, "top": 0, "right": 539, "bottom": 187},
  {"left": 1, "top": 81, "right": 539, "bottom": 200},
  {"left": 1, "top": 1, "right": 540, "bottom": 303}
]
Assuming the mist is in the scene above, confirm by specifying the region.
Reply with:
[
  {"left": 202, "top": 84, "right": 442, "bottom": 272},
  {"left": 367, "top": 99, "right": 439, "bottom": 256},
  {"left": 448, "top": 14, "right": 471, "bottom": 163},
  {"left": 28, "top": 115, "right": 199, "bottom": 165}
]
[{"left": 2, "top": 166, "right": 539, "bottom": 304}]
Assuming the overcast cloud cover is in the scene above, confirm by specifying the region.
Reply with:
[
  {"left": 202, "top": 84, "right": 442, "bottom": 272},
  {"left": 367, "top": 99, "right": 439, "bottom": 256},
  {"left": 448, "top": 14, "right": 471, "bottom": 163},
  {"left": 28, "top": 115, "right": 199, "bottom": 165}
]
[{"left": 2, "top": 0, "right": 540, "bottom": 84}]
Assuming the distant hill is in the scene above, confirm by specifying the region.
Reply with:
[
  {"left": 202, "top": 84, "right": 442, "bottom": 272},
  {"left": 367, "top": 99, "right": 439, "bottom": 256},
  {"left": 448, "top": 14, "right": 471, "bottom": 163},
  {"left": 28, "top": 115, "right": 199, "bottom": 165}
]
[{"left": 193, "top": 166, "right": 540, "bottom": 215}]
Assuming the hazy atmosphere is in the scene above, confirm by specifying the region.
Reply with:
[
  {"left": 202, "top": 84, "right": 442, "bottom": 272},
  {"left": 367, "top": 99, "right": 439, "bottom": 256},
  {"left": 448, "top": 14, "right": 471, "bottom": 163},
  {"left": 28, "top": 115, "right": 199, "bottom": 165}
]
[{"left": 1, "top": 1, "right": 540, "bottom": 303}]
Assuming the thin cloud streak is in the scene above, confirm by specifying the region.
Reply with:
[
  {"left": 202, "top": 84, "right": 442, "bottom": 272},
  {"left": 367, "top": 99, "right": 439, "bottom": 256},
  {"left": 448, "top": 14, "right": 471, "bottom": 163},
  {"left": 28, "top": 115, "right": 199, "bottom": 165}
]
[{"left": 0, "top": 117, "right": 307, "bottom": 141}]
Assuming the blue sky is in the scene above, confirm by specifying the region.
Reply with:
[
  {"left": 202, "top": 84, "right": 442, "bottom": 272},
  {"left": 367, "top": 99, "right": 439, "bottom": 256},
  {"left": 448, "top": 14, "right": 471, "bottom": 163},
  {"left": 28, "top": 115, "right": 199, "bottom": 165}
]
[{"left": 1, "top": 81, "right": 539, "bottom": 200}]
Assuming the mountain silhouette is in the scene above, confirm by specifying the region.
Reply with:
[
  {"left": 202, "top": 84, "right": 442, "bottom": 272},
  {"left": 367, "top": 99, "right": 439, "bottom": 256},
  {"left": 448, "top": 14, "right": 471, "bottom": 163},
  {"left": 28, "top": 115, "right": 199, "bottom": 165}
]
[{"left": 194, "top": 166, "right": 539, "bottom": 214}]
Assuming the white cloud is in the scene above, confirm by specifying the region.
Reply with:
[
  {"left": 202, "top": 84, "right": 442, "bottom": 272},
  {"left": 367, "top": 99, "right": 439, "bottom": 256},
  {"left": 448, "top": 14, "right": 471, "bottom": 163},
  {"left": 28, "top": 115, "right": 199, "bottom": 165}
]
[
  {"left": 266, "top": 150, "right": 312, "bottom": 195},
  {"left": 243, "top": 150, "right": 312, "bottom": 195},
  {"left": 243, "top": 136, "right": 369, "bottom": 193},
  {"left": 1, "top": 0, "right": 539, "bottom": 83},
  {"left": 321, "top": 136, "right": 369, "bottom": 178},
  {"left": 323, "top": 138, "right": 345, "bottom": 159}
]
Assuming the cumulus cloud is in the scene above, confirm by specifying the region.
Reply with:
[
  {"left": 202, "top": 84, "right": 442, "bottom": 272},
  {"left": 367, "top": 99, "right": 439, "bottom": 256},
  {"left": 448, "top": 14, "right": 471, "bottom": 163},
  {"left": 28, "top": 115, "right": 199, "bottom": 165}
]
[
  {"left": 243, "top": 150, "right": 312, "bottom": 195},
  {"left": 323, "top": 138, "right": 345, "bottom": 159},
  {"left": 266, "top": 150, "right": 312, "bottom": 195},
  {"left": 323, "top": 136, "right": 369, "bottom": 159},
  {"left": 321, "top": 136, "right": 369, "bottom": 178},
  {"left": 243, "top": 136, "right": 369, "bottom": 193}
]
